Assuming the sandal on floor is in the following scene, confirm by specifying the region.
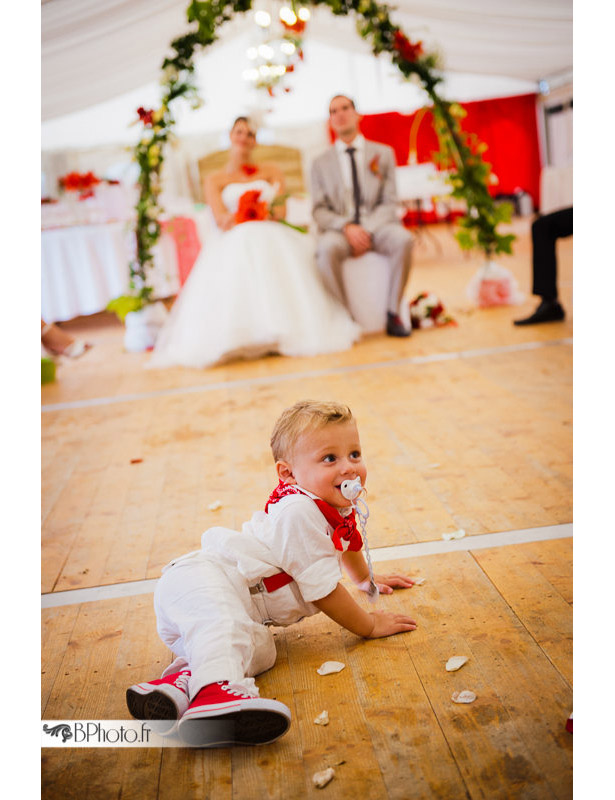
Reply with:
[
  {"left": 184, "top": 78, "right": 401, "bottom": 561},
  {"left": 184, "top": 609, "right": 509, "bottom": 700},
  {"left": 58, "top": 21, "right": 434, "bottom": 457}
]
[
  {"left": 61, "top": 339, "right": 93, "bottom": 358},
  {"left": 41, "top": 323, "right": 93, "bottom": 358}
]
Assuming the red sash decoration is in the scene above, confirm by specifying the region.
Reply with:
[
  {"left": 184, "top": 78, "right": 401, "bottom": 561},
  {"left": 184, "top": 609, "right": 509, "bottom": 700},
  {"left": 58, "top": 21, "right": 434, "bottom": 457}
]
[
  {"left": 265, "top": 481, "right": 363, "bottom": 552},
  {"left": 160, "top": 217, "right": 202, "bottom": 286}
]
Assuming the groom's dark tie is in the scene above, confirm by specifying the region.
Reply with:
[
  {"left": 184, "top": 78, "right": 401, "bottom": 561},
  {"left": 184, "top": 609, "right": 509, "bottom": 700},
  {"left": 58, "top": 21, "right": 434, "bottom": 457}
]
[{"left": 346, "top": 147, "right": 361, "bottom": 224}]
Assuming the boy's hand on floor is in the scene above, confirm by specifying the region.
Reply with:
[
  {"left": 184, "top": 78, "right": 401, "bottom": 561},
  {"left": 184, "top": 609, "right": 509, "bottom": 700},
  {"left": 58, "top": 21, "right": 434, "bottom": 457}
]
[
  {"left": 358, "top": 573, "right": 417, "bottom": 594},
  {"left": 367, "top": 610, "right": 418, "bottom": 638}
]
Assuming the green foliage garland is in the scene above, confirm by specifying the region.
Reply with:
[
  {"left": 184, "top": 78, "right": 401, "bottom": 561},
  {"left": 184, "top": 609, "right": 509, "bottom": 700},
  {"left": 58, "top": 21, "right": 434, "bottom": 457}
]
[{"left": 123, "top": 0, "right": 515, "bottom": 309}]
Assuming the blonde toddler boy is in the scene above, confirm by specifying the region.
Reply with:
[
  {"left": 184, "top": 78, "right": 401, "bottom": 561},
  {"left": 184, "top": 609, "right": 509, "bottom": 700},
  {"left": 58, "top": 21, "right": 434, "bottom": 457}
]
[{"left": 126, "top": 400, "right": 417, "bottom": 747}]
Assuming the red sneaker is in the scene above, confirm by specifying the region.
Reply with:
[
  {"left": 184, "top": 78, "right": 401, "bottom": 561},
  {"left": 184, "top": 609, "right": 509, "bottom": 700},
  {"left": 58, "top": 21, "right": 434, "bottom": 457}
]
[
  {"left": 177, "top": 681, "right": 291, "bottom": 747},
  {"left": 126, "top": 669, "right": 191, "bottom": 732}
]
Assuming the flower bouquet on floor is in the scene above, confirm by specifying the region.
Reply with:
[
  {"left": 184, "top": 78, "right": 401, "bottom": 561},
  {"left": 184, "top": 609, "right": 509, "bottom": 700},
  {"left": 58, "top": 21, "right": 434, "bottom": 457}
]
[
  {"left": 466, "top": 260, "right": 524, "bottom": 308},
  {"left": 409, "top": 292, "right": 457, "bottom": 329}
]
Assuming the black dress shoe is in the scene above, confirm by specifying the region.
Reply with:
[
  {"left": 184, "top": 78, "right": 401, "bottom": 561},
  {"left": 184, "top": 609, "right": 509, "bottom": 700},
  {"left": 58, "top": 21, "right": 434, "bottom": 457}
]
[
  {"left": 513, "top": 299, "right": 565, "bottom": 326},
  {"left": 386, "top": 312, "right": 412, "bottom": 337}
]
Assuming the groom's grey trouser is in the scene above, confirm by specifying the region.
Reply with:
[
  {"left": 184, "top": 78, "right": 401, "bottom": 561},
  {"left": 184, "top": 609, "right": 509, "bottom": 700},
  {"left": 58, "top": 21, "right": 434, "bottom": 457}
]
[{"left": 315, "top": 223, "right": 413, "bottom": 316}]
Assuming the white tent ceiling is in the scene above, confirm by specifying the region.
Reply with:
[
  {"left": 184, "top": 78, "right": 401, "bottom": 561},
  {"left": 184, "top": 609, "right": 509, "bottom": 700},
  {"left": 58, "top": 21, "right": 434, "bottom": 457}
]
[{"left": 41, "top": 0, "right": 572, "bottom": 149}]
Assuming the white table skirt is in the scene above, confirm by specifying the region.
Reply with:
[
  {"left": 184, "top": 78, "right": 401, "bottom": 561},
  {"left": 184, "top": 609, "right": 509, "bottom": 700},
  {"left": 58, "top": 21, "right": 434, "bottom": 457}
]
[{"left": 41, "top": 222, "right": 180, "bottom": 322}]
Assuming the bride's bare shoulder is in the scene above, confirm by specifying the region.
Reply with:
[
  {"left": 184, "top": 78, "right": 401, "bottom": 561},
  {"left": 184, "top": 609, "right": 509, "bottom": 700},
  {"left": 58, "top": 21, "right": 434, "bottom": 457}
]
[
  {"left": 259, "top": 162, "right": 285, "bottom": 184},
  {"left": 206, "top": 169, "right": 231, "bottom": 190}
]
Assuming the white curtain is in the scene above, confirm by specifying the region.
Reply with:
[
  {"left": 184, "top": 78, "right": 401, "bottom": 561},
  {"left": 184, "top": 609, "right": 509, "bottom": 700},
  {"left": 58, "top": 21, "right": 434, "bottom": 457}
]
[{"left": 43, "top": 0, "right": 572, "bottom": 121}]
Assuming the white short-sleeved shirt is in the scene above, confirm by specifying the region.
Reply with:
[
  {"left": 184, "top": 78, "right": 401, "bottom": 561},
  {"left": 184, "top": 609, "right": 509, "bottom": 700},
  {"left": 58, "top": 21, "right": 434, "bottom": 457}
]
[{"left": 197, "top": 491, "right": 348, "bottom": 622}]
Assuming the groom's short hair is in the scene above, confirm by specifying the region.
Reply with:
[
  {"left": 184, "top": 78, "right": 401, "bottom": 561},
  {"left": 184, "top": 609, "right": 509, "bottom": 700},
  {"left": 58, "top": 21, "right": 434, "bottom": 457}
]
[{"left": 329, "top": 95, "right": 356, "bottom": 114}]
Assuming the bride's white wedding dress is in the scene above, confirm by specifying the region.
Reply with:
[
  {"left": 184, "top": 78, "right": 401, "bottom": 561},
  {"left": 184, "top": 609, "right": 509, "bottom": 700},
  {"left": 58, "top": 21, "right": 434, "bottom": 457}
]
[{"left": 148, "top": 180, "right": 361, "bottom": 369}]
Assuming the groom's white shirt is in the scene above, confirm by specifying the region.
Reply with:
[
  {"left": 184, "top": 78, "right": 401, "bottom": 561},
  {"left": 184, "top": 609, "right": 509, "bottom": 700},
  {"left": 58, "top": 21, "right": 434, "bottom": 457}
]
[{"left": 334, "top": 134, "right": 366, "bottom": 195}]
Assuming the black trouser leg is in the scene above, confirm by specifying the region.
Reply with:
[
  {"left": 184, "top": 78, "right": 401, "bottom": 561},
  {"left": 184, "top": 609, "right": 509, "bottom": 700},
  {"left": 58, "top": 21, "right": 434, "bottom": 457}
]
[{"left": 531, "top": 207, "right": 573, "bottom": 299}]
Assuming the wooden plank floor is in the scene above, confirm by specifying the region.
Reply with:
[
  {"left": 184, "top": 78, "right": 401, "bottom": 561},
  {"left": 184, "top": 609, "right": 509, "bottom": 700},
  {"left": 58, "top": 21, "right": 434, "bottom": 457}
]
[
  {"left": 41, "top": 218, "right": 573, "bottom": 798},
  {"left": 42, "top": 544, "right": 572, "bottom": 799}
]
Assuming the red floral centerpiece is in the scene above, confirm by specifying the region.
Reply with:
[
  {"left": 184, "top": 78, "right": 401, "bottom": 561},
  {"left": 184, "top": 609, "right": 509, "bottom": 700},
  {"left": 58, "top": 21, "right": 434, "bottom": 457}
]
[{"left": 58, "top": 171, "right": 102, "bottom": 199}]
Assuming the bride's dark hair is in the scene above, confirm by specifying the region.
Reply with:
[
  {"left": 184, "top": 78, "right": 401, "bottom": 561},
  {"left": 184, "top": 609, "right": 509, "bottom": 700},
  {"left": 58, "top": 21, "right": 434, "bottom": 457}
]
[{"left": 231, "top": 116, "right": 256, "bottom": 135}]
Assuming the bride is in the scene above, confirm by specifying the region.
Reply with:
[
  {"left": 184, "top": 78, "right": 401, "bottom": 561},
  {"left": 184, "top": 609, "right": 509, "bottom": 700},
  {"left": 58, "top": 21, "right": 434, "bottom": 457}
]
[{"left": 148, "top": 116, "right": 361, "bottom": 369}]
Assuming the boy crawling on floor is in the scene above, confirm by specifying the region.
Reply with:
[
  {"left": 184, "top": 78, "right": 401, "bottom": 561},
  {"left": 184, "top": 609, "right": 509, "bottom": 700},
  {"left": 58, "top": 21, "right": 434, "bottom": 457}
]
[{"left": 126, "top": 399, "right": 418, "bottom": 746}]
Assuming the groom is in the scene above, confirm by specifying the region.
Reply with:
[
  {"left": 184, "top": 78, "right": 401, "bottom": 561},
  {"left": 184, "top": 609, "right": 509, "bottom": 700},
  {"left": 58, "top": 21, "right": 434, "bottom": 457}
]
[{"left": 311, "top": 95, "right": 413, "bottom": 336}]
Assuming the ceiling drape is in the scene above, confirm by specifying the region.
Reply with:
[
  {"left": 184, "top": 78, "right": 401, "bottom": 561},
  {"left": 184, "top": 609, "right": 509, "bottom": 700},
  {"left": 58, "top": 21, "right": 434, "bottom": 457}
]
[{"left": 42, "top": 0, "right": 572, "bottom": 121}]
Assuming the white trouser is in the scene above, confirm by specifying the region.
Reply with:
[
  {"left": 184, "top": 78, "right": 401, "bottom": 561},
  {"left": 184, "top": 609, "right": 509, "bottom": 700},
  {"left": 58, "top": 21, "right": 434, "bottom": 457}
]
[{"left": 154, "top": 554, "right": 277, "bottom": 700}]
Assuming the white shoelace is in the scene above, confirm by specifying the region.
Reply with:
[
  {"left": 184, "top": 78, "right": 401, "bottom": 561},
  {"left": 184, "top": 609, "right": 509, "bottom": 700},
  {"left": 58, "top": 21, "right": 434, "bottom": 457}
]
[
  {"left": 173, "top": 671, "right": 191, "bottom": 691},
  {"left": 220, "top": 681, "right": 259, "bottom": 699}
]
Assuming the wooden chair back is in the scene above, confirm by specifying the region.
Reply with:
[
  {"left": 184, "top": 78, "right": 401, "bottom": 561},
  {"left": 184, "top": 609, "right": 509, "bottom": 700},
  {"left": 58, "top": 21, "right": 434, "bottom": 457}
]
[{"left": 196, "top": 145, "right": 306, "bottom": 202}]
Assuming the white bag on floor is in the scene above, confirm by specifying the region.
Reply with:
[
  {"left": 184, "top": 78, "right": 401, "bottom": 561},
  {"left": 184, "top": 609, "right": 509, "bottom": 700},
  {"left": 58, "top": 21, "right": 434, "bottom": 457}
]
[{"left": 466, "top": 260, "right": 524, "bottom": 308}]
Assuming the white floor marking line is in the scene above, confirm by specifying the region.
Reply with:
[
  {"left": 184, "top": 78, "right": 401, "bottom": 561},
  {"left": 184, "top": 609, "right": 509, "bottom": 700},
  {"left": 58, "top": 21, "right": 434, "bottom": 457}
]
[
  {"left": 370, "top": 523, "right": 572, "bottom": 562},
  {"left": 42, "top": 578, "right": 160, "bottom": 609},
  {"left": 41, "top": 523, "right": 571, "bottom": 609},
  {"left": 41, "top": 338, "right": 572, "bottom": 412}
]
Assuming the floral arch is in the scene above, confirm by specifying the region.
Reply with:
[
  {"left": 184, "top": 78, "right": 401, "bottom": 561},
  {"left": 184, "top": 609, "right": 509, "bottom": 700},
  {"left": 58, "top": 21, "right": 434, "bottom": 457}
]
[{"left": 126, "top": 0, "right": 515, "bottom": 309}]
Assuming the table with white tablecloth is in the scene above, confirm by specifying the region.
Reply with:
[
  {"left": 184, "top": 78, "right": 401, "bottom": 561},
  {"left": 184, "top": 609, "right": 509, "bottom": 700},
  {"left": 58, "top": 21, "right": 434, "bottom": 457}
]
[{"left": 41, "top": 221, "right": 180, "bottom": 323}]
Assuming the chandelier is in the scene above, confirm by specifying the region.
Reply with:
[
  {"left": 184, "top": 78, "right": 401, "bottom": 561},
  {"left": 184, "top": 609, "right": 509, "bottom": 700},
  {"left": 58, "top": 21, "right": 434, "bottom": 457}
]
[{"left": 242, "top": 4, "right": 311, "bottom": 96}]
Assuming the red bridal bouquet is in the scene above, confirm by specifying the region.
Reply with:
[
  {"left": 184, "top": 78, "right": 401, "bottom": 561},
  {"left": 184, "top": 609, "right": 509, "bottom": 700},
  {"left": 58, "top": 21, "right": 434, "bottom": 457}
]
[
  {"left": 409, "top": 292, "right": 457, "bottom": 328},
  {"left": 235, "top": 190, "right": 269, "bottom": 224}
]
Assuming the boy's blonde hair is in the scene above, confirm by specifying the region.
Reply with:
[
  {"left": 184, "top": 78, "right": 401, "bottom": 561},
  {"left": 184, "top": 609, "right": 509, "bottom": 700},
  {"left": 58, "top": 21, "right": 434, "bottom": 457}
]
[{"left": 270, "top": 400, "right": 354, "bottom": 462}]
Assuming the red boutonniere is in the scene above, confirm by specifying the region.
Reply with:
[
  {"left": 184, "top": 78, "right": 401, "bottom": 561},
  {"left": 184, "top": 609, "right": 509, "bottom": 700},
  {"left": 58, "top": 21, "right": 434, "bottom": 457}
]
[
  {"left": 369, "top": 156, "right": 381, "bottom": 178},
  {"left": 235, "top": 190, "right": 269, "bottom": 224},
  {"left": 393, "top": 31, "right": 424, "bottom": 63},
  {"left": 241, "top": 164, "right": 258, "bottom": 176}
]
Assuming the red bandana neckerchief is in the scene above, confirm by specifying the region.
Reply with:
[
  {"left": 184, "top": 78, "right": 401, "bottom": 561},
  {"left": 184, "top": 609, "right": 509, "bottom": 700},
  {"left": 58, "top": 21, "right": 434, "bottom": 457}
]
[
  {"left": 242, "top": 164, "right": 258, "bottom": 176},
  {"left": 265, "top": 481, "right": 363, "bottom": 552}
]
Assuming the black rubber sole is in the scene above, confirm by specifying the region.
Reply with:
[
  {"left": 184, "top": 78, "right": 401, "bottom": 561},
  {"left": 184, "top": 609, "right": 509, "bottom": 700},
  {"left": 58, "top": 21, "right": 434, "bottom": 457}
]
[
  {"left": 126, "top": 688, "right": 148, "bottom": 720},
  {"left": 126, "top": 689, "right": 178, "bottom": 722},
  {"left": 178, "top": 708, "right": 291, "bottom": 748}
]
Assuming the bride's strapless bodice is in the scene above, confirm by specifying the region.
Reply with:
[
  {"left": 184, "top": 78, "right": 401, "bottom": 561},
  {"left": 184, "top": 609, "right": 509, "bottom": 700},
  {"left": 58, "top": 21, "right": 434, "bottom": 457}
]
[{"left": 222, "top": 180, "right": 277, "bottom": 214}]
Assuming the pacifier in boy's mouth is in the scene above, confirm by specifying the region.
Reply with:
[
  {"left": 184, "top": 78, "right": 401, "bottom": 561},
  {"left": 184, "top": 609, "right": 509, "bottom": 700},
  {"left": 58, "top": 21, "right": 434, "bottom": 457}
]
[
  {"left": 340, "top": 476, "right": 378, "bottom": 602},
  {"left": 340, "top": 477, "right": 363, "bottom": 501}
]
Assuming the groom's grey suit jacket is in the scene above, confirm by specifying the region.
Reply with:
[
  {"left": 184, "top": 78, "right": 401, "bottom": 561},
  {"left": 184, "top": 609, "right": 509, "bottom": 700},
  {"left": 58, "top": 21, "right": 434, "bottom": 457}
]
[{"left": 310, "top": 139, "right": 400, "bottom": 235}]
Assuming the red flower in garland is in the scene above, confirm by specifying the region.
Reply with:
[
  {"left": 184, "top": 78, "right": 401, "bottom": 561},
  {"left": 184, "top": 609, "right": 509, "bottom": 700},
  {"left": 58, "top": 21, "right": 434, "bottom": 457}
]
[
  {"left": 235, "top": 190, "right": 269, "bottom": 224},
  {"left": 393, "top": 32, "right": 424, "bottom": 63},
  {"left": 281, "top": 19, "right": 306, "bottom": 34},
  {"left": 241, "top": 164, "right": 258, "bottom": 176},
  {"left": 137, "top": 106, "right": 155, "bottom": 126}
]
